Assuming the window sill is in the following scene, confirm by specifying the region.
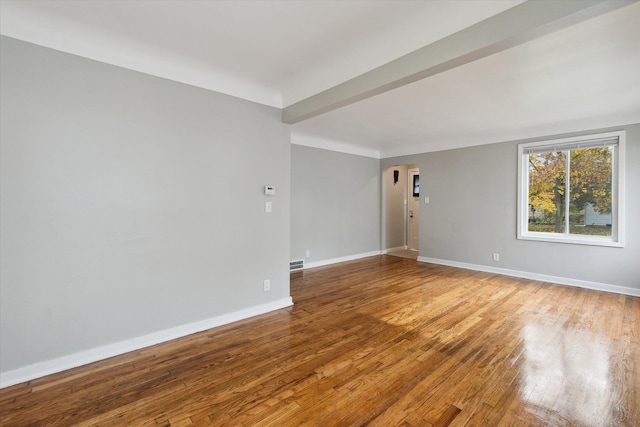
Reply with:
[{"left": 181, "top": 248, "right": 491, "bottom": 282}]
[{"left": 517, "top": 232, "right": 623, "bottom": 248}]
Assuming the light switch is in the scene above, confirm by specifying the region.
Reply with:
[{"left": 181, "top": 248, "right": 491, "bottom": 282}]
[
  {"left": 265, "top": 201, "right": 272, "bottom": 213},
  {"left": 424, "top": 197, "right": 430, "bottom": 204}
]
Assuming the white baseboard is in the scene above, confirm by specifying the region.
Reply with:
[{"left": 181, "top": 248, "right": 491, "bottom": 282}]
[
  {"left": 382, "top": 246, "right": 407, "bottom": 254},
  {"left": 304, "top": 250, "right": 381, "bottom": 269},
  {"left": 0, "top": 297, "right": 293, "bottom": 389},
  {"left": 418, "top": 256, "right": 640, "bottom": 297}
]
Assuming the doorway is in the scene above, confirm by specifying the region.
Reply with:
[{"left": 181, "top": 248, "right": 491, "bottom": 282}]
[
  {"left": 383, "top": 165, "right": 419, "bottom": 260},
  {"left": 407, "top": 168, "right": 420, "bottom": 251}
]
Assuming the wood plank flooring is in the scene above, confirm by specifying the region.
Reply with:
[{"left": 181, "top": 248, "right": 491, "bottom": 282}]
[{"left": 1, "top": 255, "right": 638, "bottom": 426}]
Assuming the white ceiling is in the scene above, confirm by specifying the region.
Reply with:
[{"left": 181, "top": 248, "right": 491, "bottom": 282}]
[{"left": 2, "top": 0, "right": 639, "bottom": 158}]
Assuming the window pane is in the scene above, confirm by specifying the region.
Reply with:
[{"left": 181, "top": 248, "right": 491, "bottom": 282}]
[
  {"left": 568, "top": 147, "right": 612, "bottom": 237},
  {"left": 528, "top": 151, "right": 566, "bottom": 234}
]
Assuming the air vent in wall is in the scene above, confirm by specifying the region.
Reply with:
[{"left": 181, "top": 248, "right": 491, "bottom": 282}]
[{"left": 290, "top": 260, "right": 304, "bottom": 271}]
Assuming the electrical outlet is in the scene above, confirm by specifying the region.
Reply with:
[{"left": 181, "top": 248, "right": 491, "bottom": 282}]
[
  {"left": 493, "top": 253, "right": 500, "bottom": 262},
  {"left": 263, "top": 279, "right": 271, "bottom": 291}
]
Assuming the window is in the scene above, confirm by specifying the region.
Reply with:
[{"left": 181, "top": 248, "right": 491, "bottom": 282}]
[{"left": 517, "top": 131, "right": 624, "bottom": 247}]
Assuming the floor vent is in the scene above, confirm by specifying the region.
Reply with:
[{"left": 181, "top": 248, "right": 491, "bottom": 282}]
[{"left": 290, "top": 259, "right": 304, "bottom": 272}]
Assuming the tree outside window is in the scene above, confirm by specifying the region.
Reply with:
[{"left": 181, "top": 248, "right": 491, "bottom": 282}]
[{"left": 528, "top": 147, "right": 612, "bottom": 236}]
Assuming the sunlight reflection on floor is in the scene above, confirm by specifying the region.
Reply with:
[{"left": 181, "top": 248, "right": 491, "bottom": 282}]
[{"left": 521, "top": 323, "right": 614, "bottom": 426}]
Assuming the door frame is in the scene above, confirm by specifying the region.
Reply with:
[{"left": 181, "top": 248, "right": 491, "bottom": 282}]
[{"left": 407, "top": 168, "right": 420, "bottom": 251}]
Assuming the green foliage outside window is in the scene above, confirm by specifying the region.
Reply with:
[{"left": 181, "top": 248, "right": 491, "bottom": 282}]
[{"left": 527, "top": 147, "right": 612, "bottom": 236}]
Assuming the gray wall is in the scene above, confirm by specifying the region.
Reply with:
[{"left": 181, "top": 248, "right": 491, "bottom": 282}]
[
  {"left": 382, "top": 124, "right": 640, "bottom": 289},
  {"left": 290, "top": 145, "right": 380, "bottom": 264},
  {"left": 0, "top": 37, "right": 291, "bottom": 373}
]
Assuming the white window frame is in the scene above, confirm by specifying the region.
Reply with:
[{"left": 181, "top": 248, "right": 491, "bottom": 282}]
[{"left": 517, "top": 131, "right": 625, "bottom": 247}]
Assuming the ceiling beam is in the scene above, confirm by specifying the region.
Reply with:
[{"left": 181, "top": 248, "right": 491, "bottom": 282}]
[{"left": 282, "top": 0, "right": 637, "bottom": 124}]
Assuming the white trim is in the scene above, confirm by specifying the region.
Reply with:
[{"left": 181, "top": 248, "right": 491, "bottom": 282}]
[
  {"left": 304, "top": 251, "right": 381, "bottom": 270},
  {"left": 517, "top": 130, "right": 625, "bottom": 247},
  {"left": 617, "top": 131, "right": 626, "bottom": 247},
  {"left": 291, "top": 132, "right": 380, "bottom": 159},
  {"left": 516, "top": 233, "right": 623, "bottom": 248},
  {"left": 418, "top": 256, "right": 640, "bottom": 297},
  {"left": 382, "top": 246, "right": 407, "bottom": 254},
  {"left": 0, "top": 298, "right": 293, "bottom": 389}
]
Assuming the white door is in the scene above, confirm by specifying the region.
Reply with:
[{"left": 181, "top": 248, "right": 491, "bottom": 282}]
[{"left": 407, "top": 168, "right": 420, "bottom": 250}]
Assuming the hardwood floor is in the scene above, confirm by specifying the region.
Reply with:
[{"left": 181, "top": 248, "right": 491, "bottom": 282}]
[{"left": 1, "top": 256, "right": 638, "bottom": 426}]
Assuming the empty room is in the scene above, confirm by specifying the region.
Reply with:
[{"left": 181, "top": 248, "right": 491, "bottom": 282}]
[{"left": 1, "top": 0, "right": 638, "bottom": 425}]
